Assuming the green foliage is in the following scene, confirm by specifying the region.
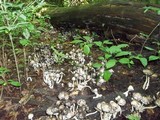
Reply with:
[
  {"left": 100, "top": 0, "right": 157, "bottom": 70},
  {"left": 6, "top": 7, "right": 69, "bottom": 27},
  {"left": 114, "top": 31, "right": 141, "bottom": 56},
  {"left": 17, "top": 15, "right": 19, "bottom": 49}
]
[
  {"left": 0, "top": 67, "right": 21, "bottom": 87},
  {"left": 144, "top": 6, "right": 160, "bottom": 15},
  {"left": 71, "top": 35, "right": 93, "bottom": 55},
  {"left": 127, "top": 114, "right": 141, "bottom": 120}
]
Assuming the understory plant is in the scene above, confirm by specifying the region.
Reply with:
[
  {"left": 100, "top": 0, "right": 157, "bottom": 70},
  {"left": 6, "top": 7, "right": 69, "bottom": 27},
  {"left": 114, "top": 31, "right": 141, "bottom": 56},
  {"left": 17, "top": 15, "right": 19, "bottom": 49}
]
[
  {"left": 0, "top": 67, "right": 21, "bottom": 99},
  {"left": 0, "top": 0, "right": 50, "bottom": 87}
]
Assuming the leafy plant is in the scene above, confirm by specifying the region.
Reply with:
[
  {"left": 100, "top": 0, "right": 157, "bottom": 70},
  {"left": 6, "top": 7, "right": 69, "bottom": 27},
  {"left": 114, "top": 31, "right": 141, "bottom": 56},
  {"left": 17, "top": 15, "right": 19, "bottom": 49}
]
[
  {"left": 126, "top": 114, "right": 141, "bottom": 120},
  {"left": 71, "top": 35, "right": 93, "bottom": 55},
  {"left": 0, "top": 0, "right": 50, "bottom": 84}
]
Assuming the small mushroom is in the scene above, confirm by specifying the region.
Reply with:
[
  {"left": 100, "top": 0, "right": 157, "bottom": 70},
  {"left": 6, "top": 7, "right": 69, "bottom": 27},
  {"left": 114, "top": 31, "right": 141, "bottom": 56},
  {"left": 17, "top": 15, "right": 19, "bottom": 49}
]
[
  {"left": 28, "top": 113, "right": 34, "bottom": 120},
  {"left": 155, "top": 97, "right": 160, "bottom": 107},
  {"left": 92, "top": 88, "right": 102, "bottom": 99},
  {"left": 110, "top": 101, "right": 122, "bottom": 118},
  {"left": 101, "top": 102, "right": 112, "bottom": 112},
  {"left": 142, "top": 69, "right": 154, "bottom": 90},
  {"left": 132, "top": 92, "right": 143, "bottom": 101},
  {"left": 77, "top": 99, "right": 87, "bottom": 107},
  {"left": 58, "top": 91, "right": 69, "bottom": 100},
  {"left": 123, "top": 85, "right": 134, "bottom": 97},
  {"left": 131, "top": 100, "right": 144, "bottom": 112},
  {"left": 141, "top": 96, "right": 153, "bottom": 105},
  {"left": 115, "top": 96, "right": 126, "bottom": 106},
  {"left": 46, "top": 107, "right": 59, "bottom": 117}
]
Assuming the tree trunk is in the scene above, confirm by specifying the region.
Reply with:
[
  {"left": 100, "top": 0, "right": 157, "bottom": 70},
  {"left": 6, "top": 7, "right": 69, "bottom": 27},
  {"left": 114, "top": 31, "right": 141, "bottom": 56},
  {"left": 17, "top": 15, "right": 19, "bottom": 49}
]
[{"left": 47, "top": 1, "right": 160, "bottom": 35}]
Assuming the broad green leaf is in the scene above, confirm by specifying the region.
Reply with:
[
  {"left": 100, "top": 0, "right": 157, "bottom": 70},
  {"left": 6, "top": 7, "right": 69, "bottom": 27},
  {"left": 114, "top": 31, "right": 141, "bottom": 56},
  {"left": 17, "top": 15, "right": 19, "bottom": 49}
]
[
  {"left": 71, "top": 40, "right": 83, "bottom": 44},
  {"left": 98, "top": 56, "right": 105, "bottom": 60},
  {"left": 139, "top": 58, "right": 148, "bottom": 67},
  {"left": 119, "top": 58, "right": 130, "bottom": 64},
  {"left": 94, "top": 41, "right": 102, "bottom": 47},
  {"left": 83, "top": 36, "right": 91, "bottom": 42},
  {"left": 108, "top": 46, "right": 122, "bottom": 54},
  {"left": 115, "top": 51, "right": 131, "bottom": 57},
  {"left": 8, "top": 79, "right": 21, "bottom": 87},
  {"left": 103, "top": 70, "right": 112, "bottom": 81},
  {"left": 105, "top": 59, "right": 117, "bottom": 69},
  {"left": 19, "top": 39, "right": 31, "bottom": 46},
  {"left": 92, "top": 63, "right": 102, "bottom": 69},
  {"left": 105, "top": 53, "right": 112, "bottom": 59},
  {"left": 83, "top": 45, "right": 90, "bottom": 55},
  {"left": 144, "top": 46, "right": 155, "bottom": 51},
  {"left": 149, "top": 55, "right": 159, "bottom": 61}
]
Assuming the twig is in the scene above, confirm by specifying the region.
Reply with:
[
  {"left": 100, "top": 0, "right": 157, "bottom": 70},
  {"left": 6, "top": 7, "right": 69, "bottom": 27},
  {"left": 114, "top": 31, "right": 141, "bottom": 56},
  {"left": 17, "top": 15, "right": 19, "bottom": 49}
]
[{"left": 140, "top": 22, "right": 160, "bottom": 54}]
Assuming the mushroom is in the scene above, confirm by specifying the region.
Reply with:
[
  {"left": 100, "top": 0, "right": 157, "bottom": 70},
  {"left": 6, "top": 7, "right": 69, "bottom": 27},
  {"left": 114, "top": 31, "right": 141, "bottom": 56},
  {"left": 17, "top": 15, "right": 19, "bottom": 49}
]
[
  {"left": 123, "top": 85, "right": 134, "bottom": 97},
  {"left": 101, "top": 102, "right": 112, "bottom": 113},
  {"left": 58, "top": 91, "right": 69, "bottom": 100},
  {"left": 92, "top": 88, "right": 102, "bottom": 99},
  {"left": 141, "top": 96, "right": 153, "bottom": 105},
  {"left": 155, "top": 97, "right": 160, "bottom": 107},
  {"left": 132, "top": 92, "right": 143, "bottom": 101},
  {"left": 28, "top": 113, "right": 34, "bottom": 120},
  {"left": 115, "top": 96, "right": 126, "bottom": 106},
  {"left": 110, "top": 101, "right": 122, "bottom": 118},
  {"left": 46, "top": 107, "right": 59, "bottom": 118},
  {"left": 142, "top": 69, "right": 153, "bottom": 90}
]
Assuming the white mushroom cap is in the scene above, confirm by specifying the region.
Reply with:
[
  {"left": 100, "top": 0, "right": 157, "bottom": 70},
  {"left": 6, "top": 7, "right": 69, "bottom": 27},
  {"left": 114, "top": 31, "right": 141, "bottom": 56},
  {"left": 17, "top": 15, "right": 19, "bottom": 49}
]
[
  {"left": 101, "top": 102, "right": 112, "bottom": 112},
  {"left": 155, "top": 98, "right": 160, "bottom": 107},
  {"left": 28, "top": 113, "right": 34, "bottom": 120},
  {"left": 58, "top": 91, "right": 69, "bottom": 100},
  {"left": 143, "top": 69, "right": 153, "bottom": 75},
  {"left": 133, "top": 92, "right": 143, "bottom": 101},
  {"left": 128, "top": 85, "right": 134, "bottom": 91}
]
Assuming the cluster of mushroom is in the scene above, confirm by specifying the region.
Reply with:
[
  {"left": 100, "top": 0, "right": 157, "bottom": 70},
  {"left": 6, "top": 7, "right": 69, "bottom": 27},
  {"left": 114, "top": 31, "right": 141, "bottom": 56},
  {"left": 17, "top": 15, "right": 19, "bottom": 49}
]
[
  {"left": 95, "top": 96, "right": 126, "bottom": 120},
  {"left": 29, "top": 45, "right": 54, "bottom": 72},
  {"left": 66, "top": 48, "right": 86, "bottom": 66},
  {"left": 46, "top": 91, "right": 89, "bottom": 120},
  {"left": 43, "top": 69, "right": 64, "bottom": 89}
]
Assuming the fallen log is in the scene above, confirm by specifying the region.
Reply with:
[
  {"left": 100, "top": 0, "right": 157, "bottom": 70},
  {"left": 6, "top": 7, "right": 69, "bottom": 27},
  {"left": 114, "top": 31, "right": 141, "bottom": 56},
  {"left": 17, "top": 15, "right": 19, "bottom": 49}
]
[{"left": 47, "top": 1, "right": 160, "bottom": 35}]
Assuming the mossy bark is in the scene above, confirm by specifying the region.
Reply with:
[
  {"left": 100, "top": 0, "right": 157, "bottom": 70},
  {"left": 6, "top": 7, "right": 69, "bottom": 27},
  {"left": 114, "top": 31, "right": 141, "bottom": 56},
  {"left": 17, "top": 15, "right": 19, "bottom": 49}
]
[{"left": 46, "top": 1, "right": 160, "bottom": 35}]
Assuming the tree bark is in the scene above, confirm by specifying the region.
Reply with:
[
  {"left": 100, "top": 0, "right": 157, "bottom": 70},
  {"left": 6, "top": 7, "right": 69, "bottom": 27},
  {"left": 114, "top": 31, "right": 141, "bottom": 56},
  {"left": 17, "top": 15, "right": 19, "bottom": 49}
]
[{"left": 47, "top": 1, "right": 160, "bottom": 35}]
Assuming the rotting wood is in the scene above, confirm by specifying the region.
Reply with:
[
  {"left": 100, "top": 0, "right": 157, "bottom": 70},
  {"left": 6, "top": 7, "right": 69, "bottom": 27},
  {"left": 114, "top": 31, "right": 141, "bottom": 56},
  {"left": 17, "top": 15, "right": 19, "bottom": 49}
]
[{"left": 46, "top": 1, "right": 160, "bottom": 35}]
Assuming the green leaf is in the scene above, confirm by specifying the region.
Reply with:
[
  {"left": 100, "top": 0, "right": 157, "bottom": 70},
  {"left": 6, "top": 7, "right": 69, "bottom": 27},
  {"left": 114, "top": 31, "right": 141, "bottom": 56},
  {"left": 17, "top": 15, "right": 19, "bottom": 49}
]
[
  {"left": 119, "top": 58, "right": 130, "bottom": 64},
  {"left": 103, "top": 40, "right": 113, "bottom": 45},
  {"left": 0, "top": 67, "right": 10, "bottom": 75},
  {"left": 149, "top": 55, "right": 159, "bottom": 61},
  {"left": 105, "top": 53, "right": 112, "bottom": 59},
  {"left": 0, "top": 80, "right": 5, "bottom": 85},
  {"left": 103, "top": 70, "right": 112, "bottom": 81},
  {"left": 83, "top": 44, "right": 90, "bottom": 55},
  {"left": 92, "top": 63, "right": 102, "bottom": 69},
  {"left": 19, "top": 39, "right": 31, "bottom": 46},
  {"left": 83, "top": 36, "right": 91, "bottom": 42},
  {"left": 108, "top": 46, "right": 122, "bottom": 54},
  {"left": 94, "top": 41, "right": 102, "bottom": 47},
  {"left": 115, "top": 51, "right": 131, "bottom": 57},
  {"left": 98, "top": 56, "right": 105, "bottom": 60},
  {"left": 117, "top": 44, "right": 129, "bottom": 48},
  {"left": 23, "top": 29, "right": 30, "bottom": 39},
  {"left": 144, "top": 46, "right": 155, "bottom": 51},
  {"left": 19, "top": 14, "right": 26, "bottom": 21},
  {"left": 139, "top": 58, "right": 148, "bottom": 67},
  {"left": 105, "top": 59, "right": 117, "bottom": 69},
  {"left": 8, "top": 79, "right": 21, "bottom": 87},
  {"left": 71, "top": 40, "right": 83, "bottom": 44}
]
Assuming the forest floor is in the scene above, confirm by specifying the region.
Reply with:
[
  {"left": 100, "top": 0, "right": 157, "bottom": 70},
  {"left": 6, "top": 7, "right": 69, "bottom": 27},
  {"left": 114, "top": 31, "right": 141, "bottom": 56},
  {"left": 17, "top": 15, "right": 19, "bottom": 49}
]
[{"left": 0, "top": 29, "right": 160, "bottom": 120}]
